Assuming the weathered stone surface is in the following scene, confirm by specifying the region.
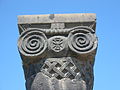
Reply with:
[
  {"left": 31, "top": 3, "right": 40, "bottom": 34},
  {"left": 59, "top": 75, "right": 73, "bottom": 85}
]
[
  {"left": 17, "top": 13, "right": 98, "bottom": 90},
  {"left": 31, "top": 72, "right": 86, "bottom": 90},
  {"left": 18, "top": 14, "right": 96, "bottom": 24}
]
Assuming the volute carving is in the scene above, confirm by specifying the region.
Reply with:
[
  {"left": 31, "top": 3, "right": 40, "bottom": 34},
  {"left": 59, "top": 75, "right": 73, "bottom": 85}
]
[{"left": 17, "top": 13, "right": 98, "bottom": 90}]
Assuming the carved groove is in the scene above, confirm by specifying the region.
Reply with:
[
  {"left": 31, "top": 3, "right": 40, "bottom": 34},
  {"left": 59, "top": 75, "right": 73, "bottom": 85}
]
[
  {"left": 49, "top": 36, "right": 66, "bottom": 52},
  {"left": 17, "top": 14, "right": 97, "bottom": 90},
  {"left": 68, "top": 26, "right": 97, "bottom": 54},
  {"left": 41, "top": 57, "right": 81, "bottom": 80},
  {"left": 18, "top": 29, "right": 47, "bottom": 58}
]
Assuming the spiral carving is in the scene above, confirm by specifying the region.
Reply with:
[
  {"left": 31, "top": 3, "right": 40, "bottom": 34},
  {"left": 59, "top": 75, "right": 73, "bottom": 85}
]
[
  {"left": 68, "top": 26, "right": 97, "bottom": 54},
  {"left": 18, "top": 29, "right": 47, "bottom": 58}
]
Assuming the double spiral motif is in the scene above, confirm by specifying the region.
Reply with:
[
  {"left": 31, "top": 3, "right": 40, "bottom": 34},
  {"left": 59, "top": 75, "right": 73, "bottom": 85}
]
[
  {"left": 18, "top": 29, "right": 47, "bottom": 58},
  {"left": 68, "top": 26, "right": 97, "bottom": 54},
  {"left": 18, "top": 26, "right": 97, "bottom": 58}
]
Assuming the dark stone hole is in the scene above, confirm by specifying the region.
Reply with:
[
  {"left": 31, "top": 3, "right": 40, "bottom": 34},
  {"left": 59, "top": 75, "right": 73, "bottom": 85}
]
[
  {"left": 50, "top": 61, "right": 54, "bottom": 64},
  {"left": 56, "top": 75, "right": 63, "bottom": 79},
  {"left": 43, "top": 64, "right": 49, "bottom": 69},
  {"left": 74, "top": 68, "right": 80, "bottom": 73},
  {"left": 69, "top": 74, "right": 75, "bottom": 79},
  {"left": 62, "top": 69, "right": 68, "bottom": 74},
  {"left": 63, "top": 60, "right": 66, "bottom": 63},
  {"left": 55, "top": 63, "right": 61, "bottom": 67},
  {"left": 49, "top": 69, "right": 56, "bottom": 74},
  {"left": 68, "top": 62, "right": 74, "bottom": 67}
]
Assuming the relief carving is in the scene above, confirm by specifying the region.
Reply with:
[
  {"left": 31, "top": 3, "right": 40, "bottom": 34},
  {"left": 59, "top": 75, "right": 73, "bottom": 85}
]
[{"left": 17, "top": 14, "right": 98, "bottom": 90}]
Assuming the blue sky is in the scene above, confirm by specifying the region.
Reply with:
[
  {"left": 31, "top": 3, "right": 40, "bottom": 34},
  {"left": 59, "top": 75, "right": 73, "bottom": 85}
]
[{"left": 0, "top": 0, "right": 120, "bottom": 90}]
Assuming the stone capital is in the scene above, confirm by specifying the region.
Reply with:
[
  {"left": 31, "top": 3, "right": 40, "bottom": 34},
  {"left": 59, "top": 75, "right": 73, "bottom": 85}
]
[{"left": 17, "top": 13, "right": 98, "bottom": 90}]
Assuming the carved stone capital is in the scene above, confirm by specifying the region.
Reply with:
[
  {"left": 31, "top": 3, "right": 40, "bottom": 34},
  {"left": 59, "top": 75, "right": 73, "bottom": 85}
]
[{"left": 17, "top": 13, "right": 98, "bottom": 90}]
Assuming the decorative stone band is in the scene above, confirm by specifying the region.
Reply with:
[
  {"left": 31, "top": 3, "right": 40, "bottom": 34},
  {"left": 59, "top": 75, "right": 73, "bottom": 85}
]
[
  {"left": 18, "top": 26, "right": 97, "bottom": 63},
  {"left": 24, "top": 25, "right": 95, "bottom": 35}
]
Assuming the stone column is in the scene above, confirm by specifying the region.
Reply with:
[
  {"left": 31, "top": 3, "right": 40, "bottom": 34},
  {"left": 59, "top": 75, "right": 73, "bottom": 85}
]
[{"left": 17, "top": 13, "right": 98, "bottom": 90}]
